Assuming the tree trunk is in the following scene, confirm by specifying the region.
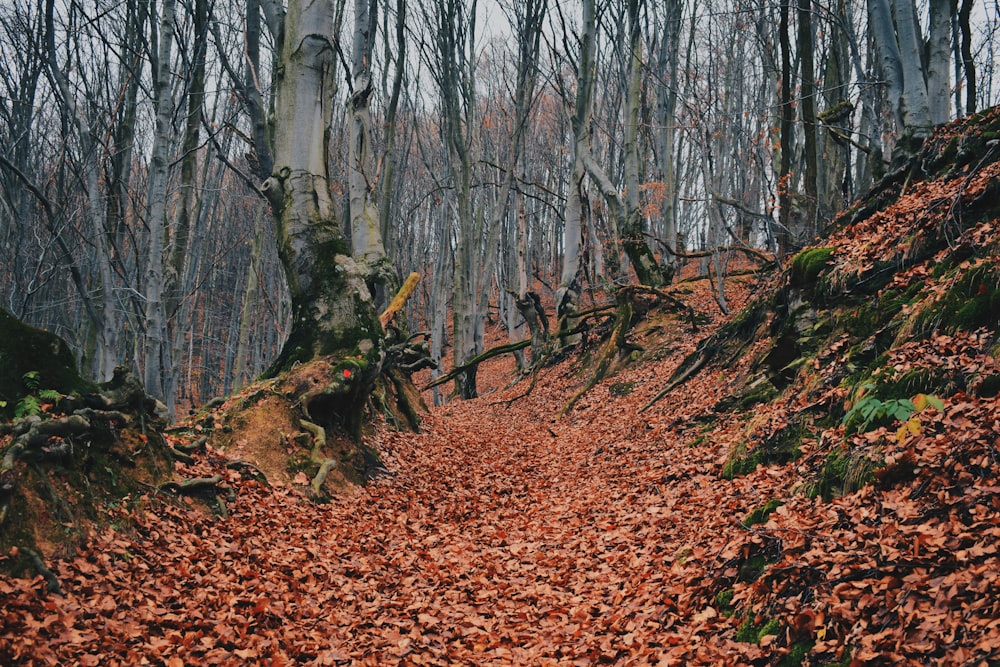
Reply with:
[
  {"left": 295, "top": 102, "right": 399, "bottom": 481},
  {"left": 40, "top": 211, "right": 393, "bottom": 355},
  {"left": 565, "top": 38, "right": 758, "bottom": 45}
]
[
  {"left": 349, "top": 0, "right": 394, "bottom": 311},
  {"left": 264, "top": 0, "right": 380, "bottom": 373},
  {"left": 926, "top": 0, "right": 952, "bottom": 124},
  {"left": 798, "top": 0, "right": 818, "bottom": 238},
  {"left": 621, "top": 0, "right": 665, "bottom": 288}
]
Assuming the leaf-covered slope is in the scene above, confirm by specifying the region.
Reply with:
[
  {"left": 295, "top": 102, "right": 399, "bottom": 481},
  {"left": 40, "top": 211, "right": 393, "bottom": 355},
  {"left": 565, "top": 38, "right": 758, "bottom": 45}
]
[{"left": 2, "top": 110, "right": 999, "bottom": 666}]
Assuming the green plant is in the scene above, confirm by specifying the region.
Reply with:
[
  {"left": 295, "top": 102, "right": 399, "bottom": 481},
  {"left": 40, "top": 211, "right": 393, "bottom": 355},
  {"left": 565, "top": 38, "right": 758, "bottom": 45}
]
[
  {"left": 842, "top": 384, "right": 944, "bottom": 442},
  {"left": 21, "top": 370, "right": 40, "bottom": 391},
  {"left": 11, "top": 372, "right": 63, "bottom": 419}
]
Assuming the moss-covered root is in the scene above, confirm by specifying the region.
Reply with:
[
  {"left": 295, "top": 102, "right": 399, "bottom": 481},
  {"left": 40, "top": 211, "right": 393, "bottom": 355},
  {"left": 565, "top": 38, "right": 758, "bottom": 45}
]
[{"left": 560, "top": 301, "right": 633, "bottom": 417}]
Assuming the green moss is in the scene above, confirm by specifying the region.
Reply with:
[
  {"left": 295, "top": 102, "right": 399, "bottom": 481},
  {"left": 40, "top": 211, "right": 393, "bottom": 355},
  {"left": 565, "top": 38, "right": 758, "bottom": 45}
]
[
  {"left": 0, "top": 310, "right": 93, "bottom": 421},
  {"left": 744, "top": 499, "right": 784, "bottom": 526},
  {"left": 738, "top": 554, "right": 771, "bottom": 583},
  {"left": 915, "top": 263, "right": 1000, "bottom": 334},
  {"left": 722, "top": 442, "right": 762, "bottom": 479},
  {"left": 806, "top": 447, "right": 876, "bottom": 501},
  {"left": 790, "top": 247, "right": 834, "bottom": 287},
  {"left": 779, "top": 641, "right": 815, "bottom": 667},
  {"left": 609, "top": 381, "right": 635, "bottom": 397},
  {"left": 735, "top": 615, "right": 781, "bottom": 644},
  {"left": 714, "top": 588, "right": 735, "bottom": 616},
  {"left": 739, "top": 382, "right": 778, "bottom": 410}
]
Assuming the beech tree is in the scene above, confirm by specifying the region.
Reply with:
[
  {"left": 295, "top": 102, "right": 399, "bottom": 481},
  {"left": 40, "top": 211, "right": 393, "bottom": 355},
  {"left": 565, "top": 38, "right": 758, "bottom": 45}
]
[{"left": 261, "top": 0, "right": 382, "bottom": 376}]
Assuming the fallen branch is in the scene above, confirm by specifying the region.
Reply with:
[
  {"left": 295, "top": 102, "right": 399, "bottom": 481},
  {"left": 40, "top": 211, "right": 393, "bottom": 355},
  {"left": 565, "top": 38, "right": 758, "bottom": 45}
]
[
  {"left": 423, "top": 340, "right": 530, "bottom": 390},
  {"left": 560, "top": 301, "right": 633, "bottom": 417}
]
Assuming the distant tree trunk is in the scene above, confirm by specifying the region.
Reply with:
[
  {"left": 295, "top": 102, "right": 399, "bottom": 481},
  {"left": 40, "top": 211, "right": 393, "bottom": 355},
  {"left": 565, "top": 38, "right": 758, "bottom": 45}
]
[
  {"left": 958, "top": 0, "right": 976, "bottom": 114},
  {"left": 262, "top": 0, "right": 381, "bottom": 373},
  {"left": 556, "top": 0, "right": 597, "bottom": 346},
  {"left": 378, "top": 0, "right": 407, "bottom": 253},
  {"left": 868, "top": 0, "right": 932, "bottom": 154},
  {"left": 43, "top": 0, "right": 118, "bottom": 381},
  {"left": 926, "top": 0, "right": 953, "bottom": 124},
  {"left": 654, "top": 0, "right": 683, "bottom": 280},
  {"left": 798, "top": 0, "right": 818, "bottom": 238},
  {"left": 622, "top": 0, "right": 666, "bottom": 287},
  {"left": 776, "top": 0, "right": 795, "bottom": 259},
  {"left": 142, "top": 0, "right": 178, "bottom": 407}
]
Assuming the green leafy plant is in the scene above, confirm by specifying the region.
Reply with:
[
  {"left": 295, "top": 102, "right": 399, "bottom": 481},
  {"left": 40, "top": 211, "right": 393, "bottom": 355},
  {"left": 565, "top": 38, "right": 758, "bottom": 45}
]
[
  {"left": 842, "top": 383, "right": 943, "bottom": 441},
  {"left": 12, "top": 371, "right": 63, "bottom": 419}
]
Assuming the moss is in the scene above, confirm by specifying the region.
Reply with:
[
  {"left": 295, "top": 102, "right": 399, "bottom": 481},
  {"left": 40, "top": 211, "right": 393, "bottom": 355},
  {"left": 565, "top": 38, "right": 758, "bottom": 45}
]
[
  {"left": 722, "top": 442, "right": 762, "bottom": 479},
  {"left": 869, "top": 368, "right": 951, "bottom": 402},
  {"left": 609, "top": 381, "right": 635, "bottom": 397},
  {"left": 915, "top": 263, "right": 1000, "bottom": 334},
  {"left": 0, "top": 310, "right": 93, "bottom": 421},
  {"left": 806, "top": 447, "right": 876, "bottom": 501},
  {"left": 738, "top": 554, "right": 771, "bottom": 583},
  {"left": 779, "top": 641, "right": 815, "bottom": 667},
  {"left": 744, "top": 499, "right": 784, "bottom": 526},
  {"left": 738, "top": 382, "right": 778, "bottom": 410},
  {"left": 790, "top": 247, "right": 834, "bottom": 287},
  {"left": 714, "top": 588, "right": 735, "bottom": 616},
  {"left": 736, "top": 615, "right": 781, "bottom": 644}
]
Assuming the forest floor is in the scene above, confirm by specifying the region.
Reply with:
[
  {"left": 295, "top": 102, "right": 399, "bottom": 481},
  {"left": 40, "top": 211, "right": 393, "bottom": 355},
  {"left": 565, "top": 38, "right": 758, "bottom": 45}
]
[{"left": 2, "top": 270, "right": 997, "bottom": 666}]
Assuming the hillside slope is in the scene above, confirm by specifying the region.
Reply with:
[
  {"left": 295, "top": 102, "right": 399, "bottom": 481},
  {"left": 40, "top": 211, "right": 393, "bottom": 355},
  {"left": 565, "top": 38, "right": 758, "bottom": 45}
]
[{"left": 1, "top": 110, "right": 999, "bottom": 665}]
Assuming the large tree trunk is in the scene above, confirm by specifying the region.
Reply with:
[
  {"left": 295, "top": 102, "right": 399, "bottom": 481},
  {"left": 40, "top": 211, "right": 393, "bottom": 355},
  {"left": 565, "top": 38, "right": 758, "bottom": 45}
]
[{"left": 263, "top": 0, "right": 380, "bottom": 374}]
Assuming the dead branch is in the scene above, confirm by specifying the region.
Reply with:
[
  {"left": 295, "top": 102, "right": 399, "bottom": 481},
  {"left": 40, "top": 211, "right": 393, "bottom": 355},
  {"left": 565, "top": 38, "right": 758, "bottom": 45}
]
[
  {"left": 380, "top": 272, "right": 420, "bottom": 329},
  {"left": 560, "top": 301, "right": 633, "bottom": 417},
  {"left": 423, "top": 340, "right": 531, "bottom": 390}
]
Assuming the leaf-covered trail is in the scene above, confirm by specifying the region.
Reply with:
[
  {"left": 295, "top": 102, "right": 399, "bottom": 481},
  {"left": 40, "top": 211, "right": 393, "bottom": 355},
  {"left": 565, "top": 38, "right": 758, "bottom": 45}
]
[{"left": 1, "top": 332, "right": 768, "bottom": 665}]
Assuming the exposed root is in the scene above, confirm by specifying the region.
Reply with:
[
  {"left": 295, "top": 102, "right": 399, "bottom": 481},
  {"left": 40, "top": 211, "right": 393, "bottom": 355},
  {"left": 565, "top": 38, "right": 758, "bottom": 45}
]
[
  {"left": 158, "top": 474, "right": 223, "bottom": 495},
  {"left": 312, "top": 460, "right": 338, "bottom": 496}
]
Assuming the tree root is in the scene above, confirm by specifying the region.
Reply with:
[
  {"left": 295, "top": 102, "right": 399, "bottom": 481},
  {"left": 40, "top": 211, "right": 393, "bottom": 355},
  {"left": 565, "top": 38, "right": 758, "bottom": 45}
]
[
  {"left": 22, "top": 548, "right": 62, "bottom": 595},
  {"left": 2, "top": 415, "right": 91, "bottom": 469},
  {"left": 226, "top": 460, "right": 269, "bottom": 485},
  {"left": 639, "top": 352, "right": 710, "bottom": 413},
  {"left": 311, "top": 460, "right": 338, "bottom": 496},
  {"left": 299, "top": 419, "right": 326, "bottom": 463},
  {"left": 560, "top": 301, "right": 633, "bottom": 417},
  {"left": 158, "top": 474, "right": 223, "bottom": 495}
]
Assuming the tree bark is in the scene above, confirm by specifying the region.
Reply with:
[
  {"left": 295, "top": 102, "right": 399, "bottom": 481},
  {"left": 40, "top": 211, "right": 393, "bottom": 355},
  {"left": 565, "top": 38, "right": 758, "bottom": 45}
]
[
  {"left": 142, "top": 0, "right": 178, "bottom": 408},
  {"left": 264, "top": 0, "right": 381, "bottom": 373}
]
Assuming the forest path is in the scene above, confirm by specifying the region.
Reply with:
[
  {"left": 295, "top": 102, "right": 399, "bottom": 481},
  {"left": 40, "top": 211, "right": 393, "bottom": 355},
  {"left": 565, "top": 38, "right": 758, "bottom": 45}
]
[{"left": 3, "top": 353, "right": 762, "bottom": 666}]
